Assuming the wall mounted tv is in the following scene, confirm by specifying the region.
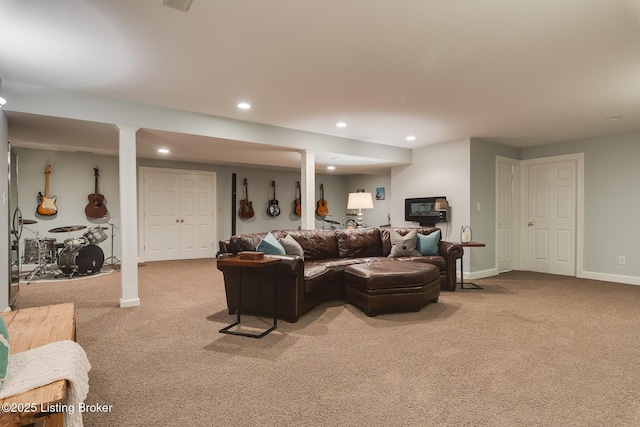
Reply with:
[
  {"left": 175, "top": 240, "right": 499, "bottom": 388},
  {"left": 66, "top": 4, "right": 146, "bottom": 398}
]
[{"left": 404, "top": 197, "right": 448, "bottom": 226}]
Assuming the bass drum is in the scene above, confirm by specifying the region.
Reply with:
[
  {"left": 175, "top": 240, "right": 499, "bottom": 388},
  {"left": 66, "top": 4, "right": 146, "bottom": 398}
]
[{"left": 58, "top": 244, "right": 105, "bottom": 276}]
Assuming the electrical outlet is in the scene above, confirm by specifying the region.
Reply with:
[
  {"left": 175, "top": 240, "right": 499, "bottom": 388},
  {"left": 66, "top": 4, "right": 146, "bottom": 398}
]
[{"left": 618, "top": 256, "right": 626, "bottom": 265}]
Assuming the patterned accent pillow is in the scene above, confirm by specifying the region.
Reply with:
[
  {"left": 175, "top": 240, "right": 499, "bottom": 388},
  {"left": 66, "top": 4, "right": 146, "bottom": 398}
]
[
  {"left": 278, "top": 234, "right": 304, "bottom": 257},
  {"left": 0, "top": 315, "right": 10, "bottom": 389},
  {"left": 388, "top": 229, "right": 420, "bottom": 257},
  {"left": 417, "top": 229, "right": 441, "bottom": 256},
  {"left": 256, "top": 232, "right": 286, "bottom": 255}
]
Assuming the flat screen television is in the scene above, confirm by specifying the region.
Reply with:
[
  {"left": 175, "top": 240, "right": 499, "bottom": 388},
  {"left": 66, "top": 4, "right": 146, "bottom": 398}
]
[{"left": 404, "top": 197, "right": 447, "bottom": 226}]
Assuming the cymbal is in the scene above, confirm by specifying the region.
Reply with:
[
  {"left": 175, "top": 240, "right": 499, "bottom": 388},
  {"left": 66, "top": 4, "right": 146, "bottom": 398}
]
[
  {"left": 49, "top": 225, "right": 87, "bottom": 233},
  {"left": 21, "top": 219, "right": 38, "bottom": 224},
  {"left": 324, "top": 219, "right": 340, "bottom": 224}
]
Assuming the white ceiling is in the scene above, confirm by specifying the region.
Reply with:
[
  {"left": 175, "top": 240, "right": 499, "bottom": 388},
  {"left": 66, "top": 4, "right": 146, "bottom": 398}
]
[{"left": 1, "top": 0, "right": 640, "bottom": 173}]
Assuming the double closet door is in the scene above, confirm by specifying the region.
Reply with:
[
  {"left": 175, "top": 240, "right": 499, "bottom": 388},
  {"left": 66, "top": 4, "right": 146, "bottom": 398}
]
[{"left": 142, "top": 168, "right": 216, "bottom": 262}]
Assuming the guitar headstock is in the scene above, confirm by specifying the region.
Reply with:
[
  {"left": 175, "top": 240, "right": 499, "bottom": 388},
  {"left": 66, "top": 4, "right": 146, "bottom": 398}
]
[
  {"left": 45, "top": 164, "right": 51, "bottom": 175},
  {"left": 94, "top": 167, "right": 100, "bottom": 176}
]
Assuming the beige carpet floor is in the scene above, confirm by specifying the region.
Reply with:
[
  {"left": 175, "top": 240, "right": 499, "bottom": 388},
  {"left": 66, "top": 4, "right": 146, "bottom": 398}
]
[{"left": 13, "top": 259, "right": 640, "bottom": 426}]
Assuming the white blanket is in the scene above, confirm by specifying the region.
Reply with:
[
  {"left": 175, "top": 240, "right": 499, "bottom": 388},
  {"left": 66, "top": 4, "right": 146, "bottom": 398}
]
[{"left": 0, "top": 340, "right": 91, "bottom": 427}]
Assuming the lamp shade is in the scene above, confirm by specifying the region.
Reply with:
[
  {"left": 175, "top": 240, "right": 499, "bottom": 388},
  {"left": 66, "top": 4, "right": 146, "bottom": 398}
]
[{"left": 347, "top": 192, "right": 374, "bottom": 210}]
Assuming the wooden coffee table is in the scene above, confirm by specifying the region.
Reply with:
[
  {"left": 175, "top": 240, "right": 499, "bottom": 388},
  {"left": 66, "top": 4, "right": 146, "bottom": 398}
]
[{"left": 217, "top": 256, "right": 282, "bottom": 338}]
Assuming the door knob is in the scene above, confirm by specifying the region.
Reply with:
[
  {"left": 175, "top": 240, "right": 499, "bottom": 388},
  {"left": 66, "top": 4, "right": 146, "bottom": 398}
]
[
  {"left": 528, "top": 221, "right": 534, "bottom": 227},
  {"left": 181, "top": 219, "right": 184, "bottom": 223}
]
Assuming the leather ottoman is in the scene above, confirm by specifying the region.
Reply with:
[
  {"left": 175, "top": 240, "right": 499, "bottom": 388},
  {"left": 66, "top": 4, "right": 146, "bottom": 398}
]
[{"left": 344, "top": 261, "right": 440, "bottom": 316}]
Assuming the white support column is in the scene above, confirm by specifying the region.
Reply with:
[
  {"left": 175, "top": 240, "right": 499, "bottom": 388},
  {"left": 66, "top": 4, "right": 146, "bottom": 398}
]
[
  {"left": 117, "top": 125, "right": 140, "bottom": 307},
  {"left": 300, "top": 151, "right": 316, "bottom": 230}
]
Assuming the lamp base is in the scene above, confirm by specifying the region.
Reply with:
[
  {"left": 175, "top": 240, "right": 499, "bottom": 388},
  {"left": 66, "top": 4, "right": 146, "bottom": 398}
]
[{"left": 356, "top": 212, "right": 364, "bottom": 228}]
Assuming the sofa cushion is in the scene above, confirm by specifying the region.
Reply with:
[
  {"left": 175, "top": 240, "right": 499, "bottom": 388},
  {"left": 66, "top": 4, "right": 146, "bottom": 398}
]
[
  {"left": 256, "top": 232, "right": 286, "bottom": 255},
  {"left": 278, "top": 234, "right": 304, "bottom": 257},
  {"left": 335, "top": 228, "right": 382, "bottom": 258},
  {"left": 416, "top": 229, "right": 440, "bottom": 256},
  {"left": 396, "top": 256, "right": 446, "bottom": 272},
  {"left": 229, "top": 232, "right": 267, "bottom": 253},
  {"left": 388, "top": 230, "right": 420, "bottom": 257},
  {"left": 276, "top": 230, "right": 339, "bottom": 260}
]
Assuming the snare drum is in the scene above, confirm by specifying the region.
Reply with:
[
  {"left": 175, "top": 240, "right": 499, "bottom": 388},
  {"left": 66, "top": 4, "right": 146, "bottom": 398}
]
[
  {"left": 83, "top": 226, "right": 108, "bottom": 245},
  {"left": 64, "top": 237, "right": 87, "bottom": 249},
  {"left": 23, "top": 238, "right": 57, "bottom": 263}
]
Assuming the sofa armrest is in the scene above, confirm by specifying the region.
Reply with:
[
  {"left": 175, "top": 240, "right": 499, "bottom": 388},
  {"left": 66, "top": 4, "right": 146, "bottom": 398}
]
[
  {"left": 438, "top": 241, "right": 464, "bottom": 291},
  {"left": 216, "top": 254, "right": 306, "bottom": 322}
]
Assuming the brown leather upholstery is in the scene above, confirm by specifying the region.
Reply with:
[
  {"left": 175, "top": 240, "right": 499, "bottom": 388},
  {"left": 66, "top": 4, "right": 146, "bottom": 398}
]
[
  {"left": 217, "top": 227, "right": 463, "bottom": 322},
  {"left": 344, "top": 261, "right": 441, "bottom": 316}
]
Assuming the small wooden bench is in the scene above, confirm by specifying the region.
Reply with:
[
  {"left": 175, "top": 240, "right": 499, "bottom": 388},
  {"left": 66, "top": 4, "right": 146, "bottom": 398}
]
[{"left": 0, "top": 303, "right": 76, "bottom": 427}]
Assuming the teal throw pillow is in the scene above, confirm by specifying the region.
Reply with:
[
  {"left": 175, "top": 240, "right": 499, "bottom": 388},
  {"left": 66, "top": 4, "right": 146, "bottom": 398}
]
[
  {"left": 0, "top": 315, "right": 10, "bottom": 389},
  {"left": 256, "top": 232, "right": 286, "bottom": 255},
  {"left": 278, "top": 234, "right": 304, "bottom": 257},
  {"left": 416, "top": 230, "right": 441, "bottom": 256}
]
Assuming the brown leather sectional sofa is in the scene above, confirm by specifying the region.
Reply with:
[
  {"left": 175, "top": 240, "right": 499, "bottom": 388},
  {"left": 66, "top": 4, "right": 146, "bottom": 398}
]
[{"left": 217, "top": 227, "right": 463, "bottom": 322}]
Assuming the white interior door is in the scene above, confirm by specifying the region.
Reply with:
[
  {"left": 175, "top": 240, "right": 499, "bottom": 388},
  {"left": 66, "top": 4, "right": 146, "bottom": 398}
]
[
  {"left": 180, "top": 173, "right": 215, "bottom": 259},
  {"left": 527, "top": 159, "right": 577, "bottom": 275},
  {"left": 143, "top": 169, "right": 216, "bottom": 262},
  {"left": 497, "top": 160, "right": 515, "bottom": 273},
  {"left": 145, "top": 171, "right": 180, "bottom": 261}
]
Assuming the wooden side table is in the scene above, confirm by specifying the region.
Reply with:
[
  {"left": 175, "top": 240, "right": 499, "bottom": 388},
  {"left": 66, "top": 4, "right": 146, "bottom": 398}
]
[
  {"left": 455, "top": 242, "right": 486, "bottom": 290},
  {"left": 217, "top": 256, "right": 282, "bottom": 338}
]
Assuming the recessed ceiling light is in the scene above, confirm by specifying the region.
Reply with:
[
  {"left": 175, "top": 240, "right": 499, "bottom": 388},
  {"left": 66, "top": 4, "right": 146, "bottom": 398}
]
[
  {"left": 158, "top": 148, "right": 170, "bottom": 154},
  {"left": 336, "top": 122, "right": 347, "bottom": 128},
  {"left": 327, "top": 166, "right": 336, "bottom": 170},
  {"left": 606, "top": 116, "right": 622, "bottom": 121},
  {"left": 237, "top": 102, "right": 251, "bottom": 110},
  {"left": 406, "top": 135, "right": 416, "bottom": 141}
]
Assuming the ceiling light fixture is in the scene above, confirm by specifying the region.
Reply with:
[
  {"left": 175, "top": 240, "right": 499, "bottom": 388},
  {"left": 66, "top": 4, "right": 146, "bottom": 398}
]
[
  {"left": 406, "top": 135, "right": 416, "bottom": 141},
  {"left": 327, "top": 166, "right": 335, "bottom": 170},
  {"left": 158, "top": 148, "right": 170, "bottom": 154},
  {"left": 336, "top": 122, "right": 347, "bottom": 128},
  {"left": 606, "top": 116, "right": 622, "bottom": 121},
  {"left": 237, "top": 102, "right": 251, "bottom": 110}
]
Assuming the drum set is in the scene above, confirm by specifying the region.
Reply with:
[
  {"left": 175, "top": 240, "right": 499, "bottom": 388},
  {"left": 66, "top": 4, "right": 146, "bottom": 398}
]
[{"left": 22, "top": 222, "right": 112, "bottom": 283}]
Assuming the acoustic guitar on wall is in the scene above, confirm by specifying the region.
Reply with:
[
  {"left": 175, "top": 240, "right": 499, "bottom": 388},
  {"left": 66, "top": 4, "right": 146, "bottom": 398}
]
[
  {"left": 316, "top": 183, "right": 329, "bottom": 216},
  {"left": 239, "top": 178, "right": 255, "bottom": 219},
  {"left": 85, "top": 167, "right": 108, "bottom": 219},
  {"left": 294, "top": 181, "right": 301, "bottom": 216},
  {"left": 36, "top": 164, "right": 58, "bottom": 216}
]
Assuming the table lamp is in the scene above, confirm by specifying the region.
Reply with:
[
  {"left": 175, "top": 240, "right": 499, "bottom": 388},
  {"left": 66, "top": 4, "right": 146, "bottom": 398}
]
[{"left": 347, "top": 192, "right": 374, "bottom": 228}]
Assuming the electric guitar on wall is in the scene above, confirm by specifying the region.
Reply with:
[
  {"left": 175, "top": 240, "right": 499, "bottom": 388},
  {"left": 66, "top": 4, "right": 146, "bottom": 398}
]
[
  {"left": 85, "top": 167, "right": 108, "bottom": 219},
  {"left": 36, "top": 165, "right": 58, "bottom": 216}
]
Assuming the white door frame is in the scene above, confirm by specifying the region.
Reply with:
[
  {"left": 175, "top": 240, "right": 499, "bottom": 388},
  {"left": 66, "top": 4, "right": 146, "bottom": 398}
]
[
  {"left": 138, "top": 166, "right": 217, "bottom": 263},
  {"left": 495, "top": 156, "right": 521, "bottom": 273},
  {"left": 519, "top": 153, "right": 584, "bottom": 276}
]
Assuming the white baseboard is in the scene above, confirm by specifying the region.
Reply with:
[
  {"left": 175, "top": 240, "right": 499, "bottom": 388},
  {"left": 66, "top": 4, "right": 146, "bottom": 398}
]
[
  {"left": 580, "top": 271, "right": 640, "bottom": 286},
  {"left": 459, "top": 268, "right": 497, "bottom": 281},
  {"left": 119, "top": 298, "right": 141, "bottom": 308}
]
